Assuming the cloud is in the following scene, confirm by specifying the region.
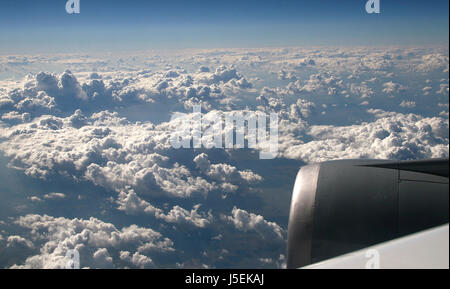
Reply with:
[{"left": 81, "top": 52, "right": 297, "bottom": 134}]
[
  {"left": 289, "top": 99, "right": 316, "bottom": 119},
  {"left": 203, "top": 66, "right": 242, "bottom": 84},
  {"left": 0, "top": 110, "right": 216, "bottom": 198},
  {"left": 6, "top": 236, "right": 33, "bottom": 249},
  {"left": 225, "top": 207, "right": 285, "bottom": 242},
  {"left": 120, "top": 251, "right": 154, "bottom": 269},
  {"left": 437, "top": 83, "right": 449, "bottom": 96},
  {"left": 10, "top": 214, "right": 174, "bottom": 269},
  {"left": 423, "top": 86, "right": 433, "bottom": 95},
  {"left": 416, "top": 53, "right": 449, "bottom": 72},
  {"left": 28, "top": 196, "right": 43, "bottom": 203},
  {"left": 0, "top": 46, "right": 448, "bottom": 268},
  {"left": 382, "top": 81, "right": 406, "bottom": 96},
  {"left": 350, "top": 82, "right": 374, "bottom": 99},
  {"left": 43, "top": 192, "right": 66, "bottom": 200},
  {"left": 116, "top": 190, "right": 163, "bottom": 216},
  {"left": 194, "top": 153, "right": 262, "bottom": 185},
  {"left": 159, "top": 204, "right": 212, "bottom": 228},
  {"left": 92, "top": 248, "right": 114, "bottom": 268},
  {"left": 116, "top": 190, "right": 212, "bottom": 228},
  {"left": 282, "top": 110, "right": 448, "bottom": 162},
  {"left": 298, "top": 73, "right": 344, "bottom": 95}
]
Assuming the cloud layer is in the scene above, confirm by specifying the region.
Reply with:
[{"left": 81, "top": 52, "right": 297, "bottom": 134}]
[{"left": 0, "top": 46, "right": 448, "bottom": 268}]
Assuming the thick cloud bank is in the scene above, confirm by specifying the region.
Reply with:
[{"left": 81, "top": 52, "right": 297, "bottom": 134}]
[
  {"left": 0, "top": 46, "right": 448, "bottom": 268},
  {"left": 9, "top": 214, "right": 173, "bottom": 269}
]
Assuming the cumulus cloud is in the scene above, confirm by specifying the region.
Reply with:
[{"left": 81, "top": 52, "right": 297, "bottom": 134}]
[
  {"left": 9, "top": 214, "right": 174, "bottom": 269},
  {"left": 416, "top": 53, "right": 449, "bottom": 72},
  {"left": 28, "top": 196, "right": 43, "bottom": 203},
  {"left": 0, "top": 110, "right": 216, "bottom": 198},
  {"left": 0, "top": 46, "right": 448, "bottom": 269},
  {"left": 159, "top": 204, "right": 212, "bottom": 228},
  {"left": 225, "top": 207, "right": 285, "bottom": 242},
  {"left": 43, "top": 192, "right": 66, "bottom": 200},
  {"left": 194, "top": 153, "right": 262, "bottom": 185},
  {"left": 437, "top": 83, "right": 449, "bottom": 96},
  {"left": 282, "top": 110, "right": 448, "bottom": 162},
  {"left": 7, "top": 235, "right": 34, "bottom": 249},
  {"left": 116, "top": 190, "right": 212, "bottom": 228},
  {"left": 120, "top": 251, "right": 154, "bottom": 269},
  {"left": 350, "top": 82, "right": 374, "bottom": 99},
  {"left": 382, "top": 81, "right": 406, "bottom": 96},
  {"left": 203, "top": 66, "right": 242, "bottom": 84},
  {"left": 116, "top": 190, "right": 163, "bottom": 216},
  {"left": 298, "top": 73, "right": 344, "bottom": 95},
  {"left": 92, "top": 248, "right": 114, "bottom": 268},
  {"left": 0, "top": 64, "right": 257, "bottom": 125}
]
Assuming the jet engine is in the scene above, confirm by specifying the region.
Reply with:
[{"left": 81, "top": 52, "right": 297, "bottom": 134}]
[{"left": 287, "top": 158, "right": 449, "bottom": 268}]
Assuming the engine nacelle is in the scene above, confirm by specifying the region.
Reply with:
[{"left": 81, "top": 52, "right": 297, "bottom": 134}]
[{"left": 287, "top": 159, "right": 449, "bottom": 269}]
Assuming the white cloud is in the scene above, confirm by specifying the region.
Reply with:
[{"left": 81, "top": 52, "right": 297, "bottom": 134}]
[
  {"left": 159, "top": 204, "right": 212, "bottom": 228},
  {"left": 226, "top": 207, "right": 285, "bottom": 242},
  {"left": 423, "top": 86, "right": 433, "bottom": 95},
  {"left": 28, "top": 196, "right": 43, "bottom": 202},
  {"left": 92, "top": 248, "right": 114, "bottom": 268},
  {"left": 120, "top": 251, "right": 154, "bottom": 268},
  {"left": 0, "top": 46, "right": 448, "bottom": 269},
  {"left": 194, "top": 153, "right": 262, "bottom": 185},
  {"left": 43, "top": 192, "right": 66, "bottom": 200},
  {"left": 0, "top": 110, "right": 216, "bottom": 198},
  {"left": 416, "top": 53, "right": 449, "bottom": 72},
  {"left": 350, "top": 82, "right": 374, "bottom": 99},
  {"left": 282, "top": 110, "right": 448, "bottom": 162},
  {"left": 382, "top": 81, "right": 406, "bottom": 96},
  {"left": 437, "top": 83, "right": 449, "bottom": 96},
  {"left": 116, "top": 190, "right": 163, "bottom": 216},
  {"left": 10, "top": 214, "right": 174, "bottom": 269},
  {"left": 7, "top": 235, "right": 34, "bottom": 249}
]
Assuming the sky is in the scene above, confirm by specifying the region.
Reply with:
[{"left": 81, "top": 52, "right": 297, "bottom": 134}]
[{"left": 0, "top": 0, "right": 449, "bottom": 53}]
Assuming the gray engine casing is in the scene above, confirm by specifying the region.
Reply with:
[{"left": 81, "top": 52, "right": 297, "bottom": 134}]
[{"left": 287, "top": 159, "right": 449, "bottom": 269}]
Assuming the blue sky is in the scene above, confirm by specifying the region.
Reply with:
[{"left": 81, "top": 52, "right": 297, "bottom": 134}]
[{"left": 0, "top": 0, "right": 449, "bottom": 53}]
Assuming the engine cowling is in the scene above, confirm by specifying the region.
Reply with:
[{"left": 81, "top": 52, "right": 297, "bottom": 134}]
[{"left": 287, "top": 159, "right": 449, "bottom": 269}]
